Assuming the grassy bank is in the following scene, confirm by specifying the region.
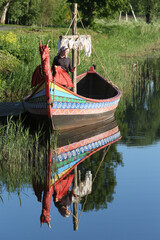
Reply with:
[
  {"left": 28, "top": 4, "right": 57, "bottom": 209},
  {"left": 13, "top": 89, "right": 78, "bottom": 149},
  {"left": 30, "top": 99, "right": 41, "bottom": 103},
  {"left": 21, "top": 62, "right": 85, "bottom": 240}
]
[{"left": 0, "top": 20, "right": 160, "bottom": 101}]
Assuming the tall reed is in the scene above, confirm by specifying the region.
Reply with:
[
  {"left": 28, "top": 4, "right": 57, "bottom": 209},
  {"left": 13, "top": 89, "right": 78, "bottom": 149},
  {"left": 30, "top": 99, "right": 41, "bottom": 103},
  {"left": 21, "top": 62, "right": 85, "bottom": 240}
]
[{"left": 1, "top": 21, "right": 160, "bottom": 100}]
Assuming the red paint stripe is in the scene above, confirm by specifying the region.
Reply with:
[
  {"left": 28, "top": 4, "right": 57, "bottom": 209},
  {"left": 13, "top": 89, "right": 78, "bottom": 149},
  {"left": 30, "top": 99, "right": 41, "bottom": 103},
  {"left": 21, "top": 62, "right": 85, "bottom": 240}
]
[{"left": 51, "top": 103, "right": 118, "bottom": 115}]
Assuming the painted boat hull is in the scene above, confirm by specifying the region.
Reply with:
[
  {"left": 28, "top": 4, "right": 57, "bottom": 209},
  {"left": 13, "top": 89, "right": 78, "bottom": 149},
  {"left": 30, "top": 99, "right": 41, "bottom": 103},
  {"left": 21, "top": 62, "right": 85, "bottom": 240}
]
[{"left": 23, "top": 68, "right": 121, "bottom": 131}]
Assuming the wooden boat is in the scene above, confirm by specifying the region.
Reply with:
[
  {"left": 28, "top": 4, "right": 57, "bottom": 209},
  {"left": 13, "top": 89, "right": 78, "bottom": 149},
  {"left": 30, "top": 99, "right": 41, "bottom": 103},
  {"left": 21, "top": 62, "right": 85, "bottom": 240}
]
[{"left": 23, "top": 42, "right": 121, "bottom": 131}]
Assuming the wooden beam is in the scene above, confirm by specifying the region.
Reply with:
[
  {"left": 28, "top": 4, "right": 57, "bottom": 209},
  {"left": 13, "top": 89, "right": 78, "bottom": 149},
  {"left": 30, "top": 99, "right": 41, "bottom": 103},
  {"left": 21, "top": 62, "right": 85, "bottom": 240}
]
[
  {"left": 126, "top": 12, "right": 128, "bottom": 21},
  {"left": 72, "top": 3, "right": 77, "bottom": 94},
  {"left": 119, "top": 11, "right": 122, "bottom": 21},
  {"left": 130, "top": 4, "right": 137, "bottom": 22},
  {"left": 60, "top": 35, "right": 90, "bottom": 39}
]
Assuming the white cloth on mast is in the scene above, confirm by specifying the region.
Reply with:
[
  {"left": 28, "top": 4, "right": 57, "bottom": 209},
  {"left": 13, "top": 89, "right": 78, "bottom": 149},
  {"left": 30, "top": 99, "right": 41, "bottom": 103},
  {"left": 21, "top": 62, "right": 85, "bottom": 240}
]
[{"left": 57, "top": 35, "right": 92, "bottom": 57}]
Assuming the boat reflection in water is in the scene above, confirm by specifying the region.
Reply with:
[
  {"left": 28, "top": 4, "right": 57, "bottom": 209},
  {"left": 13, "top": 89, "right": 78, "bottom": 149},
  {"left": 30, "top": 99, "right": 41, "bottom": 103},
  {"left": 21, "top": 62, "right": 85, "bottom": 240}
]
[{"left": 32, "top": 118, "right": 121, "bottom": 229}]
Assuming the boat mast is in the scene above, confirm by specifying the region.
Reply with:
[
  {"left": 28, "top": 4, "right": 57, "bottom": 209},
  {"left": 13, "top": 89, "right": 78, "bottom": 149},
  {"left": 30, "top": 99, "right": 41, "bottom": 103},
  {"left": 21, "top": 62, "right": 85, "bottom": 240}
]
[
  {"left": 72, "top": 3, "right": 77, "bottom": 93},
  {"left": 72, "top": 3, "right": 78, "bottom": 221}
]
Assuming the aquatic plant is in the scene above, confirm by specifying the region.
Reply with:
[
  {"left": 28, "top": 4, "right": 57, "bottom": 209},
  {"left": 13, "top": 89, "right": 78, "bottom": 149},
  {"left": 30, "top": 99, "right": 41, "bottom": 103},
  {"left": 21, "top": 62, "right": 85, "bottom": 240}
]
[{"left": 0, "top": 116, "right": 50, "bottom": 197}]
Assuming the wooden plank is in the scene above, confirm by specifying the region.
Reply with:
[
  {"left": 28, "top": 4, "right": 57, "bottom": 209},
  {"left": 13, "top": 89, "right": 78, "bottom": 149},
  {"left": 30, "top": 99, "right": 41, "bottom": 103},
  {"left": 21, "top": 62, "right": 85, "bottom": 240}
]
[
  {"left": 60, "top": 35, "right": 91, "bottom": 39},
  {"left": 52, "top": 109, "right": 115, "bottom": 130},
  {"left": 72, "top": 3, "right": 77, "bottom": 94},
  {"left": 0, "top": 101, "right": 25, "bottom": 117}
]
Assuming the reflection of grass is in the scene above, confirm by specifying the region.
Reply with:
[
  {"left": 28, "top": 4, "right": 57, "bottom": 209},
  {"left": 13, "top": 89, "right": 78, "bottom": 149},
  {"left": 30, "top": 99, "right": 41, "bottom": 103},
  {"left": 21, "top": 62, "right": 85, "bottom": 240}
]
[
  {"left": 0, "top": 116, "right": 57, "bottom": 197},
  {"left": 0, "top": 117, "right": 42, "bottom": 189},
  {"left": 0, "top": 116, "right": 34, "bottom": 162}
]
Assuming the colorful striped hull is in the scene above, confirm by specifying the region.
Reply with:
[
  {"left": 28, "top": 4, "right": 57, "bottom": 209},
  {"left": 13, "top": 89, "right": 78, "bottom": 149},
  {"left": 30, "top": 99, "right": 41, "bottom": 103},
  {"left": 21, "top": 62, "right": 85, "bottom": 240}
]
[{"left": 24, "top": 69, "right": 121, "bottom": 130}]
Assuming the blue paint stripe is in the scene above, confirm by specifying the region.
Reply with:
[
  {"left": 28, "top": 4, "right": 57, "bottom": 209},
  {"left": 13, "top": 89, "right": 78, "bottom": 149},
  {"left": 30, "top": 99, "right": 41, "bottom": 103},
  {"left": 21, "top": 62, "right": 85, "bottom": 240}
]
[
  {"left": 50, "top": 89, "right": 84, "bottom": 101},
  {"left": 52, "top": 99, "right": 119, "bottom": 109}
]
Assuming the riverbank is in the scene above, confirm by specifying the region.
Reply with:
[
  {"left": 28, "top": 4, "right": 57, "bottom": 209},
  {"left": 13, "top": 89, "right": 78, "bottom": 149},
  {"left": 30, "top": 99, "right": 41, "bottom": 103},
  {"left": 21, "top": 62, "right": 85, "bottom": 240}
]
[{"left": 0, "top": 20, "right": 160, "bottom": 101}]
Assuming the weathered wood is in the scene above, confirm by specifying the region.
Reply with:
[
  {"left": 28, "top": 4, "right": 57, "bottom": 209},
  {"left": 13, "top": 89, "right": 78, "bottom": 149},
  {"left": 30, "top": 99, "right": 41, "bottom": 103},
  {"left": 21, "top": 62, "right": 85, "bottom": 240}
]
[
  {"left": 0, "top": 102, "right": 25, "bottom": 117},
  {"left": 126, "top": 12, "right": 128, "bottom": 21},
  {"left": 52, "top": 109, "right": 115, "bottom": 131},
  {"left": 72, "top": 3, "right": 77, "bottom": 94},
  {"left": 60, "top": 35, "right": 90, "bottom": 39},
  {"left": 130, "top": 4, "right": 137, "bottom": 22},
  {"left": 119, "top": 11, "right": 122, "bottom": 21}
]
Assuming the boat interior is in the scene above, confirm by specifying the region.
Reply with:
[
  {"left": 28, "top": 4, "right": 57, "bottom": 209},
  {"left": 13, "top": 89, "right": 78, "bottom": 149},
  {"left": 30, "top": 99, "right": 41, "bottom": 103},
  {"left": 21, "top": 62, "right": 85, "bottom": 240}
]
[{"left": 77, "top": 72, "right": 118, "bottom": 99}]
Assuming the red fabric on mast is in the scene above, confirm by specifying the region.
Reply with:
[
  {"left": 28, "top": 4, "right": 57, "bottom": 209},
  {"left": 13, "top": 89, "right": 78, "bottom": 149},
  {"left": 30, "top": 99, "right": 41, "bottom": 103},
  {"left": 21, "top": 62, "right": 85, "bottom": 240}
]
[{"left": 54, "top": 66, "right": 74, "bottom": 88}]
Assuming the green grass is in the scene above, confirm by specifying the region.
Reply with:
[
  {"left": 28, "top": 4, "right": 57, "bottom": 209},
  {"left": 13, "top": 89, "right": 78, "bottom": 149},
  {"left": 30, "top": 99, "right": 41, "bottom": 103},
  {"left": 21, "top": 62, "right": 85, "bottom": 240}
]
[
  {"left": 91, "top": 19, "right": 160, "bottom": 90},
  {"left": 0, "top": 19, "right": 160, "bottom": 101}
]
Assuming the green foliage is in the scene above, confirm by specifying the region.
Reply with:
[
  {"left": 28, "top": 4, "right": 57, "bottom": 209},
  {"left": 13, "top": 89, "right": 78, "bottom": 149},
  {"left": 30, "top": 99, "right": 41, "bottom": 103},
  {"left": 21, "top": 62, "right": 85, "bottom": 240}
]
[
  {"left": 0, "top": 49, "right": 19, "bottom": 73},
  {"left": 68, "top": 0, "right": 129, "bottom": 26},
  {"left": 0, "top": 0, "right": 71, "bottom": 26},
  {"left": 5, "top": 0, "right": 42, "bottom": 25},
  {"left": 41, "top": 0, "right": 71, "bottom": 26},
  {"left": 0, "top": 28, "right": 56, "bottom": 100},
  {"left": 129, "top": 0, "right": 160, "bottom": 23},
  {"left": 1, "top": 20, "right": 160, "bottom": 100},
  {"left": 1, "top": 1, "right": 160, "bottom": 26},
  {"left": 0, "top": 48, "right": 20, "bottom": 98}
]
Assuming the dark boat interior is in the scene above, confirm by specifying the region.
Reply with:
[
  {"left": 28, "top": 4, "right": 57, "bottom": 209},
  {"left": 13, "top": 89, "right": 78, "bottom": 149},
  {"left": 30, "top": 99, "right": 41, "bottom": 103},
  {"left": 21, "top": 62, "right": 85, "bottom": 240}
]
[{"left": 77, "top": 72, "right": 118, "bottom": 99}]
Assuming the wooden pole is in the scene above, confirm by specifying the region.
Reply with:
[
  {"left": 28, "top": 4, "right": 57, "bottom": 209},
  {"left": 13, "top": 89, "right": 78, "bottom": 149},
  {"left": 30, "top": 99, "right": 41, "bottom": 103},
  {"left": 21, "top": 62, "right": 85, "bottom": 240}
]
[
  {"left": 130, "top": 4, "right": 137, "bottom": 22},
  {"left": 126, "top": 12, "right": 128, "bottom": 21},
  {"left": 72, "top": 3, "right": 77, "bottom": 93},
  {"left": 119, "top": 11, "right": 122, "bottom": 21},
  {"left": 72, "top": 5, "right": 78, "bottom": 228},
  {"left": 73, "top": 166, "right": 78, "bottom": 231}
]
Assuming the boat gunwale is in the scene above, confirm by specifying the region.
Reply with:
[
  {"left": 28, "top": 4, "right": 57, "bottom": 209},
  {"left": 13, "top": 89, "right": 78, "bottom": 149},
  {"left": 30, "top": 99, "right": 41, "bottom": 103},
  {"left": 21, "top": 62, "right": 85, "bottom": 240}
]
[
  {"left": 24, "top": 68, "right": 121, "bottom": 112},
  {"left": 51, "top": 69, "right": 122, "bottom": 103}
]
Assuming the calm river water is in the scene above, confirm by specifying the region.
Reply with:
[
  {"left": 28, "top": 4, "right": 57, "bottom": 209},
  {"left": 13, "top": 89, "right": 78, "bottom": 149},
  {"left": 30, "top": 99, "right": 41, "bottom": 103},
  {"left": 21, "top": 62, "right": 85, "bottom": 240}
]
[{"left": 0, "top": 57, "right": 160, "bottom": 240}]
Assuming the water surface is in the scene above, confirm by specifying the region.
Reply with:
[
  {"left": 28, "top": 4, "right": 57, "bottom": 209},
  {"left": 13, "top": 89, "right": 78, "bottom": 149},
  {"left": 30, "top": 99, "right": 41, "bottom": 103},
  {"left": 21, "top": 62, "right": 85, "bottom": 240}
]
[{"left": 0, "top": 57, "right": 160, "bottom": 240}]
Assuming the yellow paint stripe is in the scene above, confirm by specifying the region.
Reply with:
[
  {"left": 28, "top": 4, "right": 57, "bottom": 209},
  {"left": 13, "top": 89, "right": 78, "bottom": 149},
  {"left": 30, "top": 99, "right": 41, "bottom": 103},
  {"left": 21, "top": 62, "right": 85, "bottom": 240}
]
[
  {"left": 51, "top": 167, "right": 72, "bottom": 185},
  {"left": 50, "top": 83, "right": 70, "bottom": 94}
]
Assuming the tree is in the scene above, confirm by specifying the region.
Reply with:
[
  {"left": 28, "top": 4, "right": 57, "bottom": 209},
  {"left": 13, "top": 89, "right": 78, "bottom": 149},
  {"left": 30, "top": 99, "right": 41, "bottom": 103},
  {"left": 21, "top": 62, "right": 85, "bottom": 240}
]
[
  {"left": 145, "top": 0, "right": 153, "bottom": 23},
  {"left": 130, "top": 0, "right": 159, "bottom": 23},
  {"left": 0, "top": 0, "right": 13, "bottom": 24},
  {"left": 41, "top": 0, "right": 71, "bottom": 26},
  {"left": 0, "top": 0, "right": 71, "bottom": 26},
  {"left": 68, "top": 0, "right": 129, "bottom": 26}
]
